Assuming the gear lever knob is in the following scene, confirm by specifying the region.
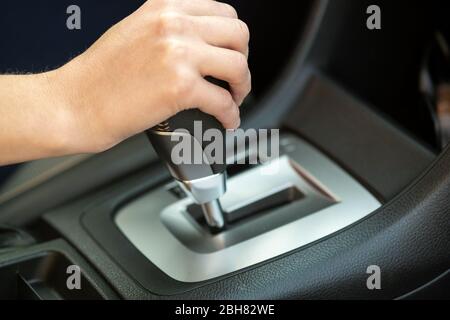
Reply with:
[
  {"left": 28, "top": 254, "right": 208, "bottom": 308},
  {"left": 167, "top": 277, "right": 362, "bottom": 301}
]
[{"left": 146, "top": 78, "right": 229, "bottom": 230}]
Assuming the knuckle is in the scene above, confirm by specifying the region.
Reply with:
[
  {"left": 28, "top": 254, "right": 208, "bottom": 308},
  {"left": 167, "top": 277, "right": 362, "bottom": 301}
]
[
  {"left": 247, "top": 72, "right": 253, "bottom": 94},
  {"left": 234, "top": 107, "right": 241, "bottom": 126},
  {"left": 222, "top": 3, "right": 238, "bottom": 18},
  {"left": 171, "top": 68, "right": 196, "bottom": 99},
  {"left": 158, "top": 0, "right": 176, "bottom": 8},
  {"left": 157, "top": 11, "right": 186, "bottom": 35},
  {"left": 236, "top": 19, "right": 250, "bottom": 43},
  {"left": 162, "top": 38, "right": 189, "bottom": 60},
  {"left": 232, "top": 103, "right": 240, "bottom": 118},
  {"left": 221, "top": 93, "right": 235, "bottom": 113},
  {"left": 224, "top": 104, "right": 239, "bottom": 128},
  {"left": 233, "top": 53, "right": 249, "bottom": 80}
]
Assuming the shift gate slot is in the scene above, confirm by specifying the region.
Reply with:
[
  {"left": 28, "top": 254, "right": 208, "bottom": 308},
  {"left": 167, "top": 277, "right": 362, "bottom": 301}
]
[
  {"left": 163, "top": 156, "right": 338, "bottom": 252},
  {"left": 187, "top": 185, "right": 304, "bottom": 227}
]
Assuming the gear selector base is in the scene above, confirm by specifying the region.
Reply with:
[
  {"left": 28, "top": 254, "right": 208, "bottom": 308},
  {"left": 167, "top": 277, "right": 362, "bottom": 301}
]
[{"left": 115, "top": 134, "right": 381, "bottom": 283}]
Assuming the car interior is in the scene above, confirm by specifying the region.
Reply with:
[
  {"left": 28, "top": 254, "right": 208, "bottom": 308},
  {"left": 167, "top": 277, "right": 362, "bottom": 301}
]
[{"left": 0, "top": 0, "right": 449, "bottom": 300}]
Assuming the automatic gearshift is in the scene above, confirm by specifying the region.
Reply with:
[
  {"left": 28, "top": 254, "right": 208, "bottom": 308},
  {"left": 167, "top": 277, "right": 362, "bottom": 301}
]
[{"left": 146, "top": 80, "right": 228, "bottom": 230}]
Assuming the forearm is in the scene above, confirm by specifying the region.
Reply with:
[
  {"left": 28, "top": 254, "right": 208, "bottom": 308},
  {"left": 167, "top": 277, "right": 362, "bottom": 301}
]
[{"left": 0, "top": 72, "right": 75, "bottom": 165}]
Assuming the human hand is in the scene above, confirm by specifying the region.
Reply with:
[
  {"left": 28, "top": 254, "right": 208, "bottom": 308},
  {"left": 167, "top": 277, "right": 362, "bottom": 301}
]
[{"left": 52, "top": 0, "right": 251, "bottom": 153}]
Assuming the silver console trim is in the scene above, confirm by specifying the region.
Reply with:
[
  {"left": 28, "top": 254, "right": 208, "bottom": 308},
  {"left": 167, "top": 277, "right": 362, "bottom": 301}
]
[
  {"left": 115, "top": 135, "right": 381, "bottom": 283},
  {"left": 179, "top": 173, "right": 227, "bottom": 205}
]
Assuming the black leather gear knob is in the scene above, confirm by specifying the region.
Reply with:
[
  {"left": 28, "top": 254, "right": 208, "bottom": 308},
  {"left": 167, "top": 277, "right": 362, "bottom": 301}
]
[{"left": 146, "top": 78, "right": 229, "bottom": 182}]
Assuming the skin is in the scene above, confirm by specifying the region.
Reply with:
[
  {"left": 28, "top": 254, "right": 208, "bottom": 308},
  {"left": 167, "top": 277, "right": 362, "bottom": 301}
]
[{"left": 0, "top": 0, "right": 251, "bottom": 165}]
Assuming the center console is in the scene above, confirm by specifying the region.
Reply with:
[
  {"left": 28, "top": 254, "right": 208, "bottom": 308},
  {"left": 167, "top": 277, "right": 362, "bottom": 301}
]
[
  {"left": 22, "top": 75, "right": 432, "bottom": 299},
  {"left": 115, "top": 135, "right": 380, "bottom": 283}
]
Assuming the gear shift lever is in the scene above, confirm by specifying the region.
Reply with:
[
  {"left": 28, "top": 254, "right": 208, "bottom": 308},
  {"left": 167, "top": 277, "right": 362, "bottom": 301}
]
[{"left": 146, "top": 79, "right": 228, "bottom": 230}]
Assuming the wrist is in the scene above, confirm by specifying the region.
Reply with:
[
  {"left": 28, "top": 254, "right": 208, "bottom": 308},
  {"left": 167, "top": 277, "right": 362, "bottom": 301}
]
[
  {"left": 42, "top": 62, "right": 111, "bottom": 155},
  {"left": 51, "top": 58, "right": 121, "bottom": 155},
  {"left": 36, "top": 68, "right": 88, "bottom": 156}
]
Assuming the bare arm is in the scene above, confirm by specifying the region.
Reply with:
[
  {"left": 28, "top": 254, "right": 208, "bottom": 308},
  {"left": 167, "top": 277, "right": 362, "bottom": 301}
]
[
  {"left": 0, "top": 0, "right": 251, "bottom": 165},
  {"left": 0, "top": 73, "right": 75, "bottom": 164}
]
